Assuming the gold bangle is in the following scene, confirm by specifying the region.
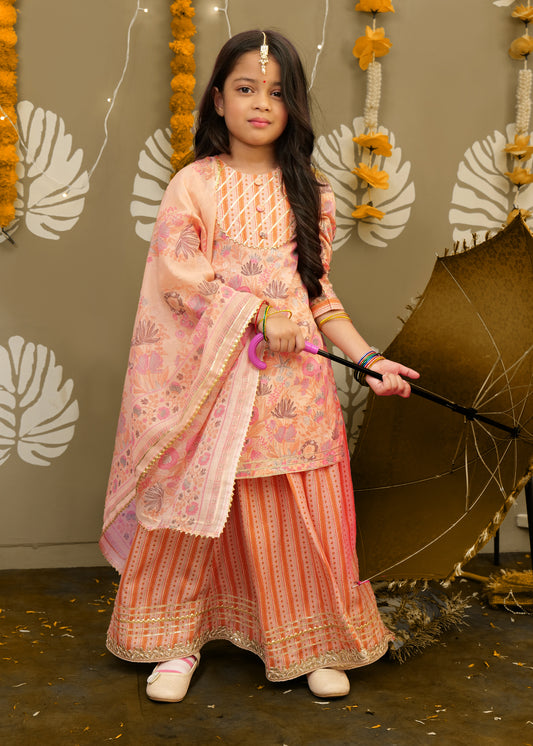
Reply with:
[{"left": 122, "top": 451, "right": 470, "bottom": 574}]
[
  {"left": 266, "top": 308, "right": 293, "bottom": 319},
  {"left": 317, "top": 312, "right": 350, "bottom": 329}
]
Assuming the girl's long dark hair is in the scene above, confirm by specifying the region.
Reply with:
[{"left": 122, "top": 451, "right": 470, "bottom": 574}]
[{"left": 194, "top": 30, "right": 324, "bottom": 300}]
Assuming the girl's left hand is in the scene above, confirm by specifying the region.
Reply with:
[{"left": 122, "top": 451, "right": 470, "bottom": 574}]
[{"left": 365, "top": 358, "right": 420, "bottom": 399}]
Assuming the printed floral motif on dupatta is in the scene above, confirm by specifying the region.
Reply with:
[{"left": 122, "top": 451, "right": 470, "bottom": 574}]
[{"left": 100, "top": 160, "right": 262, "bottom": 572}]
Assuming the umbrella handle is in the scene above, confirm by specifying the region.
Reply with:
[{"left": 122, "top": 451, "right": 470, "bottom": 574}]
[
  {"left": 248, "top": 333, "right": 321, "bottom": 369},
  {"left": 248, "top": 333, "right": 381, "bottom": 379}
]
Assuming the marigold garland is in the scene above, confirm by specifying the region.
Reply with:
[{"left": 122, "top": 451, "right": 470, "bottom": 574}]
[
  {"left": 0, "top": 0, "right": 18, "bottom": 228},
  {"left": 351, "top": 1, "right": 394, "bottom": 223},
  {"left": 169, "top": 0, "right": 196, "bottom": 173},
  {"left": 504, "top": 0, "right": 533, "bottom": 221}
]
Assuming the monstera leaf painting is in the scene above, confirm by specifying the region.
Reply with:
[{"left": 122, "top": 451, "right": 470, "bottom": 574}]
[
  {"left": 130, "top": 127, "right": 173, "bottom": 241},
  {"left": 449, "top": 125, "right": 533, "bottom": 243},
  {"left": 0, "top": 101, "right": 89, "bottom": 242},
  {"left": 0, "top": 337, "right": 79, "bottom": 466},
  {"left": 313, "top": 116, "right": 415, "bottom": 249}
]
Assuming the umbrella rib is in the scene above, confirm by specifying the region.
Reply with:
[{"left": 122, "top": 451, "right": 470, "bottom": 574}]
[
  {"left": 361, "top": 431, "right": 516, "bottom": 583},
  {"left": 440, "top": 261, "right": 505, "bottom": 359},
  {"left": 470, "top": 419, "right": 512, "bottom": 501},
  {"left": 438, "top": 266, "right": 533, "bottom": 440},
  {"left": 439, "top": 260, "right": 516, "bottom": 415},
  {"left": 360, "top": 439, "right": 510, "bottom": 491},
  {"left": 472, "top": 354, "right": 505, "bottom": 412},
  {"left": 463, "top": 434, "right": 470, "bottom": 513},
  {"left": 473, "top": 346, "right": 533, "bottom": 429}
]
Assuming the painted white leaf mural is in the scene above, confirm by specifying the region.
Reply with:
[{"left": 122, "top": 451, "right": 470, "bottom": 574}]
[
  {"left": 449, "top": 124, "right": 533, "bottom": 243},
  {"left": 0, "top": 101, "right": 89, "bottom": 243},
  {"left": 0, "top": 337, "right": 79, "bottom": 466},
  {"left": 313, "top": 116, "right": 415, "bottom": 249},
  {"left": 131, "top": 127, "right": 173, "bottom": 241}
]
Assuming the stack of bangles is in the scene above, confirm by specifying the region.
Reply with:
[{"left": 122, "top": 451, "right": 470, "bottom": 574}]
[
  {"left": 254, "top": 302, "right": 292, "bottom": 341},
  {"left": 316, "top": 311, "right": 351, "bottom": 329},
  {"left": 354, "top": 350, "right": 386, "bottom": 386}
]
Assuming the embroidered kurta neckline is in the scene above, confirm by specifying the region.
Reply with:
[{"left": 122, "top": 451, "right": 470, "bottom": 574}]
[{"left": 215, "top": 157, "right": 295, "bottom": 250}]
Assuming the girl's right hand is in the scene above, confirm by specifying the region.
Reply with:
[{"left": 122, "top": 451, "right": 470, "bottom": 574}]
[{"left": 263, "top": 313, "right": 305, "bottom": 354}]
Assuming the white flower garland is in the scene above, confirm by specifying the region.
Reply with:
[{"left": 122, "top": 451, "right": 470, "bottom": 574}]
[
  {"left": 516, "top": 66, "right": 532, "bottom": 135},
  {"left": 363, "top": 60, "right": 382, "bottom": 134}
]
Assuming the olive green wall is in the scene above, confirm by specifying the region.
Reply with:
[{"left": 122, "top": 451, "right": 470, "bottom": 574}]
[{"left": 0, "top": 0, "right": 529, "bottom": 568}]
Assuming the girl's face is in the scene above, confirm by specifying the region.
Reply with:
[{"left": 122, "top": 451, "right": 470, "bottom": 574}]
[{"left": 213, "top": 50, "right": 289, "bottom": 163}]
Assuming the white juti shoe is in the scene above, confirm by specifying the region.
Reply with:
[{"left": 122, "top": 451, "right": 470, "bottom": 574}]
[
  {"left": 306, "top": 668, "right": 350, "bottom": 698},
  {"left": 146, "top": 653, "right": 200, "bottom": 702}
]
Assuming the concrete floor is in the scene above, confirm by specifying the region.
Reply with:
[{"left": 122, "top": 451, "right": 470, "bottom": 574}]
[{"left": 1, "top": 553, "right": 532, "bottom": 746}]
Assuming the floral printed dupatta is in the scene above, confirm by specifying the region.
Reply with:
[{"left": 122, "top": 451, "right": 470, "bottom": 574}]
[{"left": 100, "top": 161, "right": 262, "bottom": 573}]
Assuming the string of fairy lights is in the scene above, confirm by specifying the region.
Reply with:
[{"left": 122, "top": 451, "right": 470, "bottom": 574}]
[
  {"left": 1, "top": 0, "right": 330, "bottom": 239},
  {"left": 0, "top": 0, "right": 148, "bottom": 224}
]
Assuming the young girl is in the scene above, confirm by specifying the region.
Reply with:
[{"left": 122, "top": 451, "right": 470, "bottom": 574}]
[{"left": 101, "top": 29, "right": 419, "bottom": 703}]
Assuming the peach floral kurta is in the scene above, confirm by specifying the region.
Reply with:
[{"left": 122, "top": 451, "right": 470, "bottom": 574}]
[
  {"left": 100, "top": 157, "right": 347, "bottom": 572},
  {"left": 212, "top": 158, "right": 346, "bottom": 478}
]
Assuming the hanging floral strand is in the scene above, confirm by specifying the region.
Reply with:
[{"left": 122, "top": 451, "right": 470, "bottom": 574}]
[
  {"left": 351, "top": 0, "right": 394, "bottom": 222},
  {"left": 169, "top": 0, "right": 196, "bottom": 173},
  {"left": 0, "top": 0, "right": 18, "bottom": 230},
  {"left": 504, "top": 1, "right": 533, "bottom": 219}
]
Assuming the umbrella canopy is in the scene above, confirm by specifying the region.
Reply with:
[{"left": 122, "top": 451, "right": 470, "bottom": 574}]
[{"left": 352, "top": 214, "right": 533, "bottom": 583}]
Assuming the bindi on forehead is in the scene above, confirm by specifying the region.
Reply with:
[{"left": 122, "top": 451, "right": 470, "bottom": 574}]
[{"left": 232, "top": 75, "right": 281, "bottom": 87}]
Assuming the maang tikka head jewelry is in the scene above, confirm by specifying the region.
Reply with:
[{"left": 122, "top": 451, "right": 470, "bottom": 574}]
[{"left": 259, "top": 32, "right": 269, "bottom": 76}]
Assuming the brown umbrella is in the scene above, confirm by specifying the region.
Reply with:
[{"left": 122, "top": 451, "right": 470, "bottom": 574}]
[{"left": 352, "top": 214, "right": 533, "bottom": 583}]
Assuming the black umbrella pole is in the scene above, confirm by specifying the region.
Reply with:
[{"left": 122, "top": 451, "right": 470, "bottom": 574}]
[{"left": 314, "top": 349, "right": 520, "bottom": 439}]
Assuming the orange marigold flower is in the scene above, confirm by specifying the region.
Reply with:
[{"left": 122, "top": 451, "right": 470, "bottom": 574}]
[
  {"left": 0, "top": 203, "right": 16, "bottom": 224},
  {"left": 512, "top": 5, "right": 533, "bottom": 23},
  {"left": 504, "top": 134, "right": 533, "bottom": 160},
  {"left": 505, "top": 166, "right": 533, "bottom": 186},
  {"left": 169, "top": 38, "right": 195, "bottom": 56},
  {"left": 355, "top": 0, "right": 395, "bottom": 13},
  {"left": 353, "top": 162, "right": 389, "bottom": 189},
  {"left": 353, "top": 26, "right": 392, "bottom": 71},
  {"left": 170, "top": 0, "right": 195, "bottom": 18},
  {"left": 0, "top": 4, "right": 17, "bottom": 25},
  {"left": 353, "top": 132, "right": 392, "bottom": 157},
  {"left": 352, "top": 204, "right": 385, "bottom": 220},
  {"left": 509, "top": 34, "right": 533, "bottom": 60}
]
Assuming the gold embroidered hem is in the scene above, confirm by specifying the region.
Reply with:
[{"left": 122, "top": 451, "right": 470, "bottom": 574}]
[{"left": 106, "top": 625, "right": 390, "bottom": 682}]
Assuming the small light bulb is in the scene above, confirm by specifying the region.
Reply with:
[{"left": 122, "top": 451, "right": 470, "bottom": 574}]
[
  {"left": 62, "top": 190, "right": 69, "bottom": 198},
  {"left": 317, "top": 44, "right": 322, "bottom": 50},
  {"left": 107, "top": 97, "right": 112, "bottom": 103},
  {"left": 214, "top": 6, "right": 220, "bottom": 11},
  {"left": 143, "top": 7, "right": 148, "bottom": 12}
]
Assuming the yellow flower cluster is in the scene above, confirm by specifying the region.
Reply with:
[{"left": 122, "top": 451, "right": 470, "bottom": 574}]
[
  {"left": 505, "top": 2, "right": 533, "bottom": 203},
  {"left": 355, "top": 0, "right": 395, "bottom": 16},
  {"left": 0, "top": 0, "right": 18, "bottom": 228},
  {"left": 353, "top": 25, "right": 392, "bottom": 72},
  {"left": 352, "top": 1, "right": 394, "bottom": 222},
  {"left": 169, "top": 0, "right": 196, "bottom": 173}
]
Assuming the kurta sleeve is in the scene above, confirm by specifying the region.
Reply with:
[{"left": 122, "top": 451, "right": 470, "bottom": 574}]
[{"left": 309, "top": 184, "right": 346, "bottom": 318}]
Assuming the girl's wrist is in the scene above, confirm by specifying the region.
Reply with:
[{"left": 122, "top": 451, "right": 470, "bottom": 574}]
[
  {"left": 355, "top": 350, "right": 386, "bottom": 386},
  {"left": 257, "top": 306, "right": 293, "bottom": 340},
  {"left": 254, "top": 302, "right": 269, "bottom": 333}
]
